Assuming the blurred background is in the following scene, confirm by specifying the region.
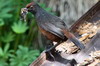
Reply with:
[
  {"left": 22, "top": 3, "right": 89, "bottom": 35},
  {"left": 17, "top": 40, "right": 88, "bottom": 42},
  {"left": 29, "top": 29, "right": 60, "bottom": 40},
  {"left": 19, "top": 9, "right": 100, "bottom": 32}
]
[{"left": 0, "top": 0, "right": 98, "bottom": 66}]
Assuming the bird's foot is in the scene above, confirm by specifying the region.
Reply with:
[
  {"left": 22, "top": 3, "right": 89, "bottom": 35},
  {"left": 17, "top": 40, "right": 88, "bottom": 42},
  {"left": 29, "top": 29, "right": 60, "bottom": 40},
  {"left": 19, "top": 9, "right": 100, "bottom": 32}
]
[{"left": 43, "top": 49, "right": 56, "bottom": 61}]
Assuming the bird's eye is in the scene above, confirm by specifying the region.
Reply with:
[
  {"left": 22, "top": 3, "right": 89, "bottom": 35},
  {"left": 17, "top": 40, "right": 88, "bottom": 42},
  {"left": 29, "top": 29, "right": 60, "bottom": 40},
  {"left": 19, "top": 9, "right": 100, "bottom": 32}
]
[{"left": 30, "top": 6, "right": 33, "bottom": 8}]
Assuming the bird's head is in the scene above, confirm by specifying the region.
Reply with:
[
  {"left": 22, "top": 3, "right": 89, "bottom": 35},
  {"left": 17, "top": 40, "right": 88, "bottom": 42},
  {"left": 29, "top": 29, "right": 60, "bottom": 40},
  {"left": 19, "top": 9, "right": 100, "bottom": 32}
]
[
  {"left": 26, "top": 2, "right": 38, "bottom": 13},
  {"left": 21, "top": 2, "right": 39, "bottom": 21}
]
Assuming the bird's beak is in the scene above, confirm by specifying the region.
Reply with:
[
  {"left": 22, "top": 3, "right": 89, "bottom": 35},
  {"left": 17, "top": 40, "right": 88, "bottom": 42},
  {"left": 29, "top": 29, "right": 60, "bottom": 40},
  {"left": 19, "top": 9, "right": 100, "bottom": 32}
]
[{"left": 20, "top": 8, "right": 28, "bottom": 22}]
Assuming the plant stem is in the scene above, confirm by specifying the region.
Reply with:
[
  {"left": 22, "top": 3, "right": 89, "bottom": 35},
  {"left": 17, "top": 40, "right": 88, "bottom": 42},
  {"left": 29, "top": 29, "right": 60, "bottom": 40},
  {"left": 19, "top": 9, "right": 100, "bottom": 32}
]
[
  {"left": 0, "top": 27, "right": 2, "bottom": 47},
  {"left": 24, "top": 19, "right": 37, "bottom": 46},
  {"left": 14, "top": 34, "right": 21, "bottom": 50},
  {"left": 14, "top": 0, "right": 21, "bottom": 21}
]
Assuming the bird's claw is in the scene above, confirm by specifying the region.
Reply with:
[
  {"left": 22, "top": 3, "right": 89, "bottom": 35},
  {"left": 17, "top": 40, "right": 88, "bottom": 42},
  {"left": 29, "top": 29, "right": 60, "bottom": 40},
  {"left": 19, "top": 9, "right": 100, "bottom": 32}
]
[{"left": 43, "top": 50, "right": 56, "bottom": 61}]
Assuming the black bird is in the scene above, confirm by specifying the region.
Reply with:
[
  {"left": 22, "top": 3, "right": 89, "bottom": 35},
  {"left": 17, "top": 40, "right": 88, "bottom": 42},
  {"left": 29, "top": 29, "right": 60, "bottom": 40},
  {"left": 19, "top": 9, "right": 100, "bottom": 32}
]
[{"left": 21, "top": 2, "right": 85, "bottom": 52}]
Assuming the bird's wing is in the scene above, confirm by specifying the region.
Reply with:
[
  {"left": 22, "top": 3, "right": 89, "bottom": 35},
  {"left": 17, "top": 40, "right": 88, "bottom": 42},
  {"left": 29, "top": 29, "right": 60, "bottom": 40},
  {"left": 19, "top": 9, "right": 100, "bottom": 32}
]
[
  {"left": 36, "top": 12, "right": 67, "bottom": 39},
  {"left": 40, "top": 16, "right": 67, "bottom": 39},
  {"left": 40, "top": 22, "right": 65, "bottom": 39}
]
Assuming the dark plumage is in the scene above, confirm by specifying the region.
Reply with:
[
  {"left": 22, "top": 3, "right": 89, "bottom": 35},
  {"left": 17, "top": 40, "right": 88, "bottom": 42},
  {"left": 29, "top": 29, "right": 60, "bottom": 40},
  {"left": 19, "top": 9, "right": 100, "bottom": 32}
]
[{"left": 22, "top": 2, "right": 85, "bottom": 50}]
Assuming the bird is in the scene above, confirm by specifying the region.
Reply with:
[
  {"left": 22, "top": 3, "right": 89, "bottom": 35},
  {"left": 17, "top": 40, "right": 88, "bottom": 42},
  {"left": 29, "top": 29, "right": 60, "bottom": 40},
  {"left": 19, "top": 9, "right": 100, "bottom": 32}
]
[{"left": 21, "top": 2, "right": 85, "bottom": 53}]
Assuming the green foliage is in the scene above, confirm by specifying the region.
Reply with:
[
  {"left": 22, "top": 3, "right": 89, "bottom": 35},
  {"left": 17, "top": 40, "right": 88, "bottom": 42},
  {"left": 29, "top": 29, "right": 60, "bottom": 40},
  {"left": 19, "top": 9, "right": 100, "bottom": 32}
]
[
  {"left": 0, "top": 19, "right": 4, "bottom": 27},
  {"left": 0, "top": 44, "right": 40, "bottom": 66},
  {"left": 10, "top": 45, "right": 40, "bottom": 66},
  {"left": 0, "top": 43, "right": 11, "bottom": 59},
  {"left": 1, "top": 32, "right": 15, "bottom": 43},
  {"left": 39, "top": 3, "right": 52, "bottom": 12},
  {"left": 39, "top": 3, "right": 55, "bottom": 15},
  {"left": 0, "top": 0, "right": 13, "bottom": 19},
  {"left": 0, "top": 60, "right": 8, "bottom": 66},
  {"left": 11, "top": 21, "right": 29, "bottom": 34},
  {"left": 0, "top": 0, "right": 53, "bottom": 65},
  {"left": 0, "top": 43, "right": 12, "bottom": 66}
]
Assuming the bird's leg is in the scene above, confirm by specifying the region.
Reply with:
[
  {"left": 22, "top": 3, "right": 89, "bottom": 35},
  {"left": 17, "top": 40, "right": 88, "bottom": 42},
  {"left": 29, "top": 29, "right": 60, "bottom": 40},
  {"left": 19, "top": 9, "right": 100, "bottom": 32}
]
[
  {"left": 43, "top": 41, "right": 59, "bottom": 61},
  {"left": 45, "top": 41, "right": 58, "bottom": 52}
]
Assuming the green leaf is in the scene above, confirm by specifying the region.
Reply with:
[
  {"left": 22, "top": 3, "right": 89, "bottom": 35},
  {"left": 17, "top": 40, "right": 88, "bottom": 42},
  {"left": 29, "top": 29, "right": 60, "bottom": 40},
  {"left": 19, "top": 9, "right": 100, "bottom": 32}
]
[
  {"left": 45, "top": 8, "right": 52, "bottom": 12},
  {"left": 39, "top": 3, "right": 52, "bottom": 12},
  {"left": 4, "top": 43, "right": 10, "bottom": 53},
  {"left": 0, "top": 60, "right": 8, "bottom": 66},
  {"left": 0, "top": 19, "right": 4, "bottom": 26},
  {"left": 0, "top": 48, "right": 3, "bottom": 56},
  {"left": 10, "top": 45, "right": 40, "bottom": 66},
  {"left": 11, "top": 21, "right": 29, "bottom": 34},
  {"left": 0, "top": 0, "right": 13, "bottom": 19},
  {"left": 1, "top": 32, "right": 15, "bottom": 43},
  {"left": 39, "top": 3, "right": 46, "bottom": 8},
  {"left": 0, "top": 43, "right": 12, "bottom": 62}
]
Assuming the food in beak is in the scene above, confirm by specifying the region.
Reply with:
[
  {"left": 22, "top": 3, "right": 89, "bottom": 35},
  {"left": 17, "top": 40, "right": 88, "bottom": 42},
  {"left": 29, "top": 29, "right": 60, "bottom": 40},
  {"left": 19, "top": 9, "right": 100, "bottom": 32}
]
[{"left": 20, "top": 8, "right": 28, "bottom": 22}]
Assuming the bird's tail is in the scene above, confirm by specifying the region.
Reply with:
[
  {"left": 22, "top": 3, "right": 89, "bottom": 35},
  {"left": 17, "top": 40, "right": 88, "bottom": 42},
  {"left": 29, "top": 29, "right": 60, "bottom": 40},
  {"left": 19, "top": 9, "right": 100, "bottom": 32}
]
[{"left": 62, "top": 29, "right": 85, "bottom": 50}]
